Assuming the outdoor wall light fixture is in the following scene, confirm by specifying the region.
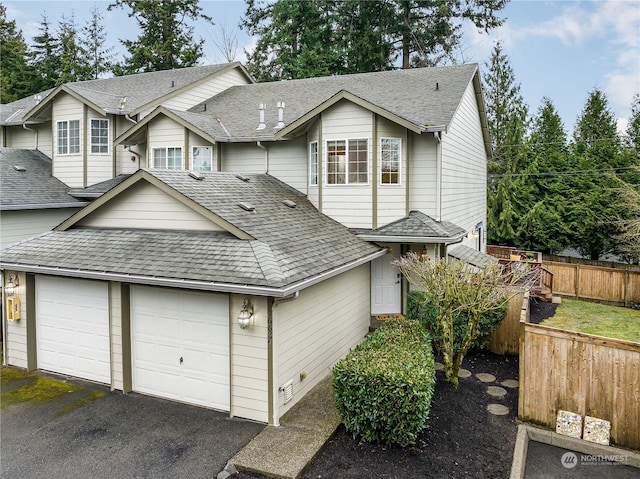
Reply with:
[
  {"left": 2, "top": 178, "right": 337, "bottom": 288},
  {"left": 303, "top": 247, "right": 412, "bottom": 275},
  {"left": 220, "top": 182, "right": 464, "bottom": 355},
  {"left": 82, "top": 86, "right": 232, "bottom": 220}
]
[
  {"left": 238, "top": 297, "right": 254, "bottom": 330},
  {"left": 5, "top": 273, "right": 19, "bottom": 297},
  {"left": 420, "top": 246, "right": 429, "bottom": 261}
]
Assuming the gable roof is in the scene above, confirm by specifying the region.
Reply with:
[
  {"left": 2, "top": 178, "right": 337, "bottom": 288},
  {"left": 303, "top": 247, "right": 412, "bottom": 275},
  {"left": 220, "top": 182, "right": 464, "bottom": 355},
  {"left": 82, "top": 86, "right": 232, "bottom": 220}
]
[
  {"left": 1, "top": 63, "right": 252, "bottom": 125},
  {"left": 447, "top": 244, "right": 498, "bottom": 268},
  {"left": 189, "top": 64, "right": 482, "bottom": 141},
  {"left": 356, "top": 210, "right": 467, "bottom": 244},
  {"left": 0, "top": 148, "right": 89, "bottom": 210},
  {"left": 1, "top": 169, "right": 384, "bottom": 295}
]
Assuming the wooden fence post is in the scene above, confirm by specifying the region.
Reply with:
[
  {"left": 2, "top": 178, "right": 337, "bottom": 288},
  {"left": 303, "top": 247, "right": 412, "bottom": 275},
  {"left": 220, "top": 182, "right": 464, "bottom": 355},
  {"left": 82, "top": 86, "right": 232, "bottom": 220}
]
[{"left": 575, "top": 264, "right": 580, "bottom": 299}]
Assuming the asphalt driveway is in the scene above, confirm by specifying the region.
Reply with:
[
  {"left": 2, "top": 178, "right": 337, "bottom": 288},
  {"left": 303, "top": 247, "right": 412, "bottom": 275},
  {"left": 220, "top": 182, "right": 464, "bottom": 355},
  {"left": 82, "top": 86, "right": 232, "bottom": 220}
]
[{"left": 1, "top": 369, "right": 264, "bottom": 479}]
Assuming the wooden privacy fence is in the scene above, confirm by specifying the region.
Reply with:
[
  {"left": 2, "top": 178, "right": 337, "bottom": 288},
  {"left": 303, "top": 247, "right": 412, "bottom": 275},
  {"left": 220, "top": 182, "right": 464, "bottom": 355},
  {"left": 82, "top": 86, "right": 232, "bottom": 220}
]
[
  {"left": 518, "top": 318, "right": 640, "bottom": 450},
  {"left": 487, "top": 292, "right": 528, "bottom": 355},
  {"left": 543, "top": 261, "right": 640, "bottom": 307}
]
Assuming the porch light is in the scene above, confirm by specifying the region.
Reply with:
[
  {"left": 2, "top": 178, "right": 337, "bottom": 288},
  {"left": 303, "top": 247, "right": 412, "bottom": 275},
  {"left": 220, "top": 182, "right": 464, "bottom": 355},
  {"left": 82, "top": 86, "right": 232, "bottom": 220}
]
[
  {"left": 238, "top": 298, "right": 254, "bottom": 330},
  {"left": 420, "top": 246, "right": 429, "bottom": 261},
  {"left": 5, "top": 274, "right": 19, "bottom": 297}
]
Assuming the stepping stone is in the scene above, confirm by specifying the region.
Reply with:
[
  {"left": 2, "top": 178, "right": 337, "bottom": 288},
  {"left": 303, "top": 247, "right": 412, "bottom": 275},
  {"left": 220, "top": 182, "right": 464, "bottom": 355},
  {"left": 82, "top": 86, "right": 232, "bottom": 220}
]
[
  {"left": 475, "top": 373, "right": 496, "bottom": 383},
  {"left": 487, "top": 404, "right": 509, "bottom": 416},
  {"left": 501, "top": 379, "right": 519, "bottom": 388},
  {"left": 457, "top": 368, "right": 471, "bottom": 378},
  {"left": 434, "top": 362, "right": 444, "bottom": 371},
  {"left": 487, "top": 386, "right": 507, "bottom": 398}
]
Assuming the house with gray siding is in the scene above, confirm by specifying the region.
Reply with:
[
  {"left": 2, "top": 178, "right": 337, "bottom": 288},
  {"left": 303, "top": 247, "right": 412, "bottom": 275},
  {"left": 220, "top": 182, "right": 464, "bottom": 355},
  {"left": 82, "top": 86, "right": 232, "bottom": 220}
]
[{"left": 1, "top": 63, "right": 491, "bottom": 423}]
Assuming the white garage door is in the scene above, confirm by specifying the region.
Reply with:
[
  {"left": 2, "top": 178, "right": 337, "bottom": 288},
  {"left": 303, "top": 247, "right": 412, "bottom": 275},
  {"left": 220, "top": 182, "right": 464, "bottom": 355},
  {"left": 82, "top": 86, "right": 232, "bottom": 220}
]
[
  {"left": 131, "top": 286, "right": 230, "bottom": 410},
  {"left": 36, "top": 276, "right": 111, "bottom": 384}
]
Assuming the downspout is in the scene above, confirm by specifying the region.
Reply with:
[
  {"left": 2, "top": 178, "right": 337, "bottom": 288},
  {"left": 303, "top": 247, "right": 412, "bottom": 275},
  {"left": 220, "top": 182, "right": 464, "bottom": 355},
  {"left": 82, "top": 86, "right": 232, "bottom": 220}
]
[
  {"left": 434, "top": 131, "right": 442, "bottom": 221},
  {"left": 257, "top": 141, "right": 269, "bottom": 174},
  {"left": 125, "top": 114, "right": 137, "bottom": 125},
  {"left": 1, "top": 271, "right": 6, "bottom": 366},
  {"left": 23, "top": 123, "right": 38, "bottom": 150},
  {"left": 272, "top": 291, "right": 299, "bottom": 307}
]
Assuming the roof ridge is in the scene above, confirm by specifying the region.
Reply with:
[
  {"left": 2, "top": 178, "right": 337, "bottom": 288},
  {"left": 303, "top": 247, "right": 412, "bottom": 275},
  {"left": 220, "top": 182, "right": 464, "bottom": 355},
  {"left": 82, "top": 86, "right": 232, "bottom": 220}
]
[{"left": 250, "top": 240, "right": 287, "bottom": 283}]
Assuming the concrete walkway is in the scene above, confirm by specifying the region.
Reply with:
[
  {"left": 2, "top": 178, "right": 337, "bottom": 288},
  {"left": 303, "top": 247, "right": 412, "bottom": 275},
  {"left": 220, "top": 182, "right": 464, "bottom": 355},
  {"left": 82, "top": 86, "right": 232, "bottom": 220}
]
[{"left": 226, "top": 376, "right": 340, "bottom": 479}]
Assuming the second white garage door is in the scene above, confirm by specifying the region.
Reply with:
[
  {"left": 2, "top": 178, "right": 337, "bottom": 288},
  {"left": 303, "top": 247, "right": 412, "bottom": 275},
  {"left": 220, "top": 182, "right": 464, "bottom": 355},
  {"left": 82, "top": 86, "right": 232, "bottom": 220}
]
[{"left": 131, "top": 286, "right": 230, "bottom": 410}]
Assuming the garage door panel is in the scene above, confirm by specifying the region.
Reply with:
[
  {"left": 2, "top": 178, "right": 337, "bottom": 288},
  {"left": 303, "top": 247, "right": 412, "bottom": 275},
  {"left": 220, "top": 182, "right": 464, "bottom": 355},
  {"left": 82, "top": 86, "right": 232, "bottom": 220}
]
[
  {"left": 36, "top": 276, "right": 110, "bottom": 384},
  {"left": 131, "top": 286, "right": 230, "bottom": 410}
]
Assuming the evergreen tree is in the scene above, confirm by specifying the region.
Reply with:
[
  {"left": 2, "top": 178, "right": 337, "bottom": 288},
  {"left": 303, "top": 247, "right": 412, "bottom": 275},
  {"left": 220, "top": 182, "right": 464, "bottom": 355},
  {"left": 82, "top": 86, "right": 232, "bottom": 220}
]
[
  {"left": 108, "top": 0, "right": 213, "bottom": 74},
  {"left": 82, "top": 6, "right": 115, "bottom": 79},
  {"left": 624, "top": 94, "right": 640, "bottom": 154},
  {"left": 0, "top": 4, "right": 31, "bottom": 102},
  {"left": 568, "top": 88, "right": 625, "bottom": 260},
  {"left": 58, "top": 13, "right": 92, "bottom": 84},
  {"left": 29, "top": 13, "right": 60, "bottom": 92}
]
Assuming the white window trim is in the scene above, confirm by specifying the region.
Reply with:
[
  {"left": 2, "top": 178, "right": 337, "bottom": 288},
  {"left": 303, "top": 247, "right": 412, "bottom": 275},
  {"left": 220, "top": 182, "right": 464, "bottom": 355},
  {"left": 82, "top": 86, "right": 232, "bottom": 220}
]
[
  {"left": 324, "top": 138, "right": 370, "bottom": 186},
  {"left": 309, "top": 141, "right": 318, "bottom": 186},
  {"left": 191, "top": 145, "right": 213, "bottom": 172},
  {"left": 151, "top": 146, "right": 184, "bottom": 170},
  {"left": 379, "top": 137, "right": 402, "bottom": 186},
  {"left": 90, "top": 118, "right": 109, "bottom": 155},
  {"left": 56, "top": 119, "right": 80, "bottom": 156}
]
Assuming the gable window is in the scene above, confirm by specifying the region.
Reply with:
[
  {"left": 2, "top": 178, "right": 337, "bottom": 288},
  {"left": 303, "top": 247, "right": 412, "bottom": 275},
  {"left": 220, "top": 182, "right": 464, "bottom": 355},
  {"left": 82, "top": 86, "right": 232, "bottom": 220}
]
[
  {"left": 152, "top": 147, "right": 183, "bottom": 169},
  {"left": 57, "top": 120, "right": 80, "bottom": 155},
  {"left": 380, "top": 138, "right": 401, "bottom": 185},
  {"left": 90, "top": 119, "right": 109, "bottom": 154},
  {"left": 192, "top": 146, "right": 212, "bottom": 171},
  {"left": 309, "top": 141, "right": 318, "bottom": 186},
  {"left": 326, "top": 139, "right": 368, "bottom": 185}
]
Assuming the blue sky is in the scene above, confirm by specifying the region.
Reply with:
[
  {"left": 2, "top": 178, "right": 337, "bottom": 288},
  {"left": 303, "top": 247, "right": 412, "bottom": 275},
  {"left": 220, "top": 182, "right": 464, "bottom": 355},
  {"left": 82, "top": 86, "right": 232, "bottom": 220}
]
[{"left": 5, "top": 0, "right": 640, "bottom": 134}]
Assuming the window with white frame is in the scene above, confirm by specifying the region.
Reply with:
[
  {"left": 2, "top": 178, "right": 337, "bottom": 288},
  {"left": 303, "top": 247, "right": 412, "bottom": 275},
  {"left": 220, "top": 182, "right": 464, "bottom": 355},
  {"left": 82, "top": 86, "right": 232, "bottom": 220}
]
[
  {"left": 57, "top": 120, "right": 80, "bottom": 155},
  {"left": 309, "top": 141, "right": 318, "bottom": 186},
  {"left": 192, "top": 146, "right": 212, "bottom": 171},
  {"left": 152, "top": 147, "right": 183, "bottom": 169},
  {"left": 380, "top": 138, "right": 401, "bottom": 185},
  {"left": 90, "top": 119, "right": 109, "bottom": 154},
  {"left": 326, "top": 139, "right": 368, "bottom": 185}
]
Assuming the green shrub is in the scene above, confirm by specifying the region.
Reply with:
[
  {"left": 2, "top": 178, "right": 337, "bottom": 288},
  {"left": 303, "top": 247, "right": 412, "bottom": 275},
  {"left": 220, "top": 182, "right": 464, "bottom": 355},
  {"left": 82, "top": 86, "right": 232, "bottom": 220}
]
[
  {"left": 332, "top": 317, "right": 436, "bottom": 446},
  {"left": 408, "top": 290, "right": 507, "bottom": 355}
]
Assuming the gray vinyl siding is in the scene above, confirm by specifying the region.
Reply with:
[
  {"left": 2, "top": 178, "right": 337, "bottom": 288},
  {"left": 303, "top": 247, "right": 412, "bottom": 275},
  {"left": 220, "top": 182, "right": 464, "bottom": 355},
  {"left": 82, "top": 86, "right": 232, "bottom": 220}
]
[
  {"left": 230, "top": 294, "right": 269, "bottom": 423},
  {"left": 87, "top": 113, "right": 115, "bottom": 186},
  {"left": 440, "top": 80, "right": 487, "bottom": 246},
  {"left": 0, "top": 208, "right": 82, "bottom": 250},
  {"left": 273, "top": 264, "right": 370, "bottom": 419},
  {"left": 4, "top": 271, "right": 28, "bottom": 368},
  {"left": 147, "top": 116, "right": 185, "bottom": 167},
  {"left": 77, "top": 181, "right": 225, "bottom": 231},
  {"left": 5, "top": 124, "right": 39, "bottom": 150},
  {"left": 38, "top": 121, "right": 53, "bottom": 158},
  {"left": 321, "top": 101, "right": 373, "bottom": 228},
  {"left": 220, "top": 143, "right": 266, "bottom": 172},
  {"left": 376, "top": 117, "right": 407, "bottom": 227},
  {"left": 408, "top": 132, "right": 438, "bottom": 216},
  {"left": 261, "top": 137, "right": 307, "bottom": 193},
  {"left": 116, "top": 116, "right": 140, "bottom": 175}
]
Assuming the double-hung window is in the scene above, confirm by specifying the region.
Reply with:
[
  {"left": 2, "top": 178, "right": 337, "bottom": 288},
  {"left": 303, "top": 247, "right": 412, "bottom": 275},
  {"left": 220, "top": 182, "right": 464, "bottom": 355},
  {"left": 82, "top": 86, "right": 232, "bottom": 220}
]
[
  {"left": 57, "top": 120, "right": 80, "bottom": 155},
  {"left": 326, "top": 139, "right": 368, "bottom": 185},
  {"left": 152, "top": 147, "right": 183, "bottom": 169},
  {"left": 309, "top": 141, "right": 318, "bottom": 186},
  {"left": 192, "top": 146, "right": 212, "bottom": 171},
  {"left": 380, "top": 138, "right": 401, "bottom": 185},
  {"left": 90, "top": 119, "right": 109, "bottom": 154}
]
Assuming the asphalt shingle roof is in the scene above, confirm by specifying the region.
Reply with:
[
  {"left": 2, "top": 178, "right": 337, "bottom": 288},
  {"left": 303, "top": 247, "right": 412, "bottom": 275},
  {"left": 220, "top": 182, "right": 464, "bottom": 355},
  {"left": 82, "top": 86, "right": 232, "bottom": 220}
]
[
  {"left": 0, "top": 148, "right": 88, "bottom": 210},
  {"left": 0, "top": 170, "right": 382, "bottom": 291},
  {"left": 448, "top": 244, "right": 499, "bottom": 268},
  {"left": 190, "top": 64, "right": 479, "bottom": 140},
  {"left": 370, "top": 210, "right": 466, "bottom": 239},
  {"left": 67, "top": 175, "right": 131, "bottom": 198}
]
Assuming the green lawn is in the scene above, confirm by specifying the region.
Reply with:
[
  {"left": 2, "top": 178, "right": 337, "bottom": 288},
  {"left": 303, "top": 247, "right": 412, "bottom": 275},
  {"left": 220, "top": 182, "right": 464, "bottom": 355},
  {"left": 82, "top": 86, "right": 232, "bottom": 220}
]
[{"left": 542, "top": 299, "right": 640, "bottom": 342}]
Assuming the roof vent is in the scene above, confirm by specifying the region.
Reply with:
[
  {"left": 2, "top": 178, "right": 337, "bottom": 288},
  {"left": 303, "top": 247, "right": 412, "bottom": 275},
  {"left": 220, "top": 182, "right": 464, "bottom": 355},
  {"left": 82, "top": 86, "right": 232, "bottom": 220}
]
[
  {"left": 34, "top": 94, "right": 42, "bottom": 104},
  {"left": 256, "top": 103, "right": 266, "bottom": 130},
  {"left": 283, "top": 199, "right": 296, "bottom": 208},
  {"left": 202, "top": 103, "right": 207, "bottom": 112},
  {"left": 189, "top": 171, "right": 205, "bottom": 180},
  {"left": 275, "top": 101, "right": 285, "bottom": 129},
  {"left": 13, "top": 165, "right": 26, "bottom": 172},
  {"left": 235, "top": 174, "right": 250, "bottom": 182},
  {"left": 171, "top": 80, "right": 175, "bottom": 88},
  {"left": 238, "top": 202, "right": 255, "bottom": 212},
  {"left": 118, "top": 96, "right": 127, "bottom": 111},
  {"left": 435, "top": 82, "right": 439, "bottom": 91}
]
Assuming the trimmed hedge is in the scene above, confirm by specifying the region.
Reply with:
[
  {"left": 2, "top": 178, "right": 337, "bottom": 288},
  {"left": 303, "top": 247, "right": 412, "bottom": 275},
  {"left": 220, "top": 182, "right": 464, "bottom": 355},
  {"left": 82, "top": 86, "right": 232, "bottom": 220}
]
[
  {"left": 332, "top": 318, "right": 436, "bottom": 446},
  {"left": 407, "top": 290, "right": 508, "bottom": 355}
]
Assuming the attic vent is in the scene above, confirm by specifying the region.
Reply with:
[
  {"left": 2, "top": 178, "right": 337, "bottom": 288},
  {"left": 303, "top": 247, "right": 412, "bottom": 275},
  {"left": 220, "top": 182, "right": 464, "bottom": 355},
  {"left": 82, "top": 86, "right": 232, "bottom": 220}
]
[
  {"left": 189, "top": 171, "right": 205, "bottom": 180},
  {"left": 283, "top": 199, "right": 296, "bottom": 208},
  {"left": 280, "top": 380, "right": 294, "bottom": 404},
  {"left": 235, "top": 174, "right": 250, "bottom": 182},
  {"left": 238, "top": 202, "right": 255, "bottom": 212},
  {"left": 13, "top": 165, "right": 26, "bottom": 172}
]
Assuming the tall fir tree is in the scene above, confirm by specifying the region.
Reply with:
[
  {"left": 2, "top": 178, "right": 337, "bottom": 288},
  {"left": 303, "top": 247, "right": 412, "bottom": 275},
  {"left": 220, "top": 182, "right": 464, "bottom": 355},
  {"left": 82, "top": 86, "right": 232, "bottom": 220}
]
[
  {"left": 82, "top": 6, "right": 115, "bottom": 79},
  {"left": 0, "top": 4, "right": 32, "bottom": 102},
  {"left": 29, "top": 13, "right": 60, "bottom": 92},
  {"left": 57, "top": 13, "right": 92, "bottom": 84},
  {"left": 108, "top": 0, "right": 213, "bottom": 74}
]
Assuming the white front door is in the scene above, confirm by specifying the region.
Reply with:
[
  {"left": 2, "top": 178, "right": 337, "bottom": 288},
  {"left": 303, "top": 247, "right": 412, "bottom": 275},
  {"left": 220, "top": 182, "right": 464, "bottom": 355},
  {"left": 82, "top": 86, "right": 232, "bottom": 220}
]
[
  {"left": 130, "top": 285, "right": 230, "bottom": 411},
  {"left": 36, "top": 276, "right": 111, "bottom": 384},
  {"left": 371, "top": 244, "right": 402, "bottom": 315}
]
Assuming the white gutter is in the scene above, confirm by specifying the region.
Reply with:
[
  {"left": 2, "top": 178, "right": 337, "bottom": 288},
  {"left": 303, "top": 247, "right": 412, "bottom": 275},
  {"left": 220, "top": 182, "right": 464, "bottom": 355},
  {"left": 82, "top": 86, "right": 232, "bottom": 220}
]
[
  {"left": 257, "top": 141, "right": 269, "bottom": 174},
  {"left": 1, "top": 202, "right": 89, "bottom": 211},
  {"left": 0, "top": 249, "right": 386, "bottom": 298},
  {"left": 357, "top": 233, "right": 467, "bottom": 244}
]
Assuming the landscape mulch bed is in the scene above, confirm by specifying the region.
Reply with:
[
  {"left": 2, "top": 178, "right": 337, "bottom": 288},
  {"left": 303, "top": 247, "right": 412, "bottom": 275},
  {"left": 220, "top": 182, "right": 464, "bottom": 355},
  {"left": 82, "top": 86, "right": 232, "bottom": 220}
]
[{"left": 237, "top": 299, "right": 558, "bottom": 479}]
